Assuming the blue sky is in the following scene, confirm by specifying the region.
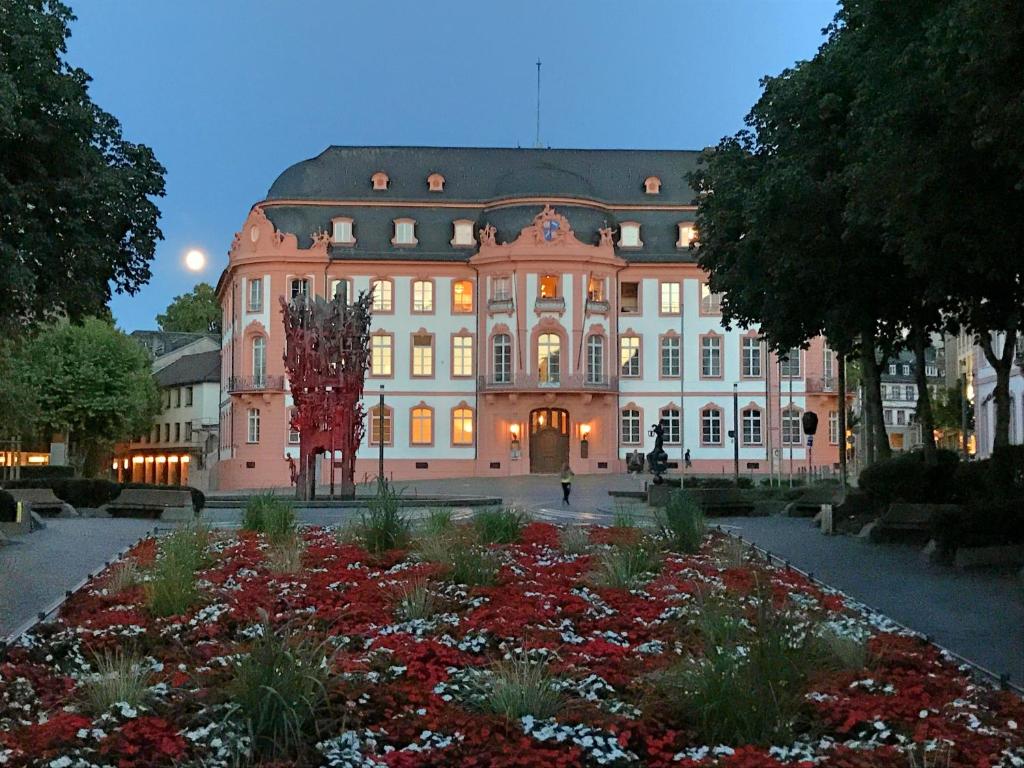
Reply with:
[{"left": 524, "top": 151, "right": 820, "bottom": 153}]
[{"left": 67, "top": 0, "right": 837, "bottom": 331}]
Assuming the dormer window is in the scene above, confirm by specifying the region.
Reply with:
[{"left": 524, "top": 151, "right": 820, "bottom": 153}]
[
  {"left": 644, "top": 176, "right": 661, "bottom": 194},
  {"left": 451, "top": 219, "right": 475, "bottom": 247},
  {"left": 427, "top": 173, "right": 445, "bottom": 192},
  {"left": 677, "top": 222, "right": 697, "bottom": 248},
  {"left": 371, "top": 172, "right": 389, "bottom": 191},
  {"left": 619, "top": 222, "right": 642, "bottom": 248},
  {"left": 392, "top": 218, "right": 417, "bottom": 246},
  {"left": 332, "top": 217, "right": 355, "bottom": 246}
]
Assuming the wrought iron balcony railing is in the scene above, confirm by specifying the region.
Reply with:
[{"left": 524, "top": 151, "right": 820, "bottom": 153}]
[
  {"left": 478, "top": 372, "right": 618, "bottom": 392},
  {"left": 227, "top": 375, "right": 286, "bottom": 394},
  {"left": 534, "top": 296, "right": 566, "bottom": 313}
]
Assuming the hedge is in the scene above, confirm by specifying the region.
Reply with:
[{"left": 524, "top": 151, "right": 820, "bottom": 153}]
[
  {"left": 0, "top": 479, "right": 205, "bottom": 511},
  {"left": 857, "top": 449, "right": 960, "bottom": 506},
  {"left": 0, "top": 490, "right": 16, "bottom": 523},
  {"left": 19, "top": 465, "right": 74, "bottom": 480}
]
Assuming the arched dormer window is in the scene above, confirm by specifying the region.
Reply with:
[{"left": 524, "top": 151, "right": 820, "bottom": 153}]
[
  {"left": 427, "top": 173, "right": 445, "bottom": 192},
  {"left": 644, "top": 176, "right": 661, "bottom": 194},
  {"left": 371, "top": 172, "right": 389, "bottom": 191}
]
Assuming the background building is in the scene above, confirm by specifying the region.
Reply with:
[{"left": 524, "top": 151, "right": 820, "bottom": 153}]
[
  {"left": 973, "top": 332, "right": 1024, "bottom": 458},
  {"left": 878, "top": 347, "right": 944, "bottom": 452},
  {"left": 215, "top": 147, "right": 844, "bottom": 490}
]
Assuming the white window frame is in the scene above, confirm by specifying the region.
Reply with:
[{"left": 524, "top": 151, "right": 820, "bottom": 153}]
[
  {"left": 659, "top": 282, "right": 680, "bottom": 314},
  {"left": 371, "top": 279, "right": 393, "bottom": 312},
  {"left": 332, "top": 218, "right": 355, "bottom": 245},
  {"left": 620, "top": 336, "right": 641, "bottom": 378},
  {"left": 247, "top": 277, "right": 263, "bottom": 312},
  {"left": 660, "top": 336, "right": 680, "bottom": 377},
  {"left": 661, "top": 407, "right": 681, "bottom": 445},
  {"left": 742, "top": 408, "right": 763, "bottom": 445},
  {"left": 618, "top": 222, "right": 642, "bottom": 248},
  {"left": 621, "top": 409, "right": 641, "bottom": 445},
  {"left": 493, "top": 333, "right": 512, "bottom": 383},
  {"left": 412, "top": 280, "right": 433, "bottom": 312},
  {"left": 742, "top": 337, "right": 762, "bottom": 377},
  {"left": 781, "top": 408, "right": 801, "bottom": 445},
  {"left": 701, "top": 336, "right": 722, "bottom": 378},
  {"left": 586, "top": 335, "right": 605, "bottom": 384},
  {"left": 247, "top": 408, "right": 261, "bottom": 443},
  {"left": 452, "top": 335, "right": 473, "bottom": 377}
]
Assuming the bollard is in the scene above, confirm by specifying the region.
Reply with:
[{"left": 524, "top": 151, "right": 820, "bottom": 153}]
[{"left": 15, "top": 501, "right": 22, "bottom": 525}]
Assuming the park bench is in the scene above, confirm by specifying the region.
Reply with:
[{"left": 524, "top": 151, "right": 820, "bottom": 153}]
[
  {"left": 869, "top": 502, "right": 961, "bottom": 543},
  {"left": 786, "top": 485, "right": 843, "bottom": 517},
  {"left": 101, "top": 488, "right": 195, "bottom": 522},
  {"left": 6, "top": 488, "right": 76, "bottom": 518}
]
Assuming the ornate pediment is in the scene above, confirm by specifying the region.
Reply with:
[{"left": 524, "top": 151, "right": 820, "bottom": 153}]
[{"left": 229, "top": 205, "right": 301, "bottom": 259}]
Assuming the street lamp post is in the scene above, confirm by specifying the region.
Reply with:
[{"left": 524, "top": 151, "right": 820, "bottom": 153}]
[
  {"left": 733, "top": 382, "right": 740, "bottom": 486},
  {"left": 378, "top": 385, "right": 386, "bottom": 492}
]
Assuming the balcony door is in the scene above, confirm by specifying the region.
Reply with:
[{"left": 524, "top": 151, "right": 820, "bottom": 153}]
[
  {"left": 252, "top": 337, "right": 266, "bottom": 387},
  {"left": 529, "top": 407, "right": 569, "bottom": 473}
]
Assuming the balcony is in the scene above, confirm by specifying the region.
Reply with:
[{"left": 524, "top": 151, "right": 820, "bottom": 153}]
[
  {"left": 227, "top": 375, "right": 286, "bottom": 394},
  {"left": 487, "top": 297, "right": 514, "bottom": 314},
  {"left": 806, "top": 376, "right": 836, "bottom": 393},
  {"left": 585, "top": 298, "right": 610, "bottom": 314},
  {"left": 534, "top": 296, "right": 565, "bottom": 313},
  {"left": 478, "top": 372, "right": 618, "bottom": 393}
]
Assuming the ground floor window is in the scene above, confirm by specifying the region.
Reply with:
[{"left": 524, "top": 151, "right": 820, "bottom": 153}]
[
  {"left": 701, "top": 407, "right": 722, "bottom": 445},
  {"left": 452, "top": 406, "right": 474, "bottom": 445},
  {"left": 621, "top": 409, "right": 640, "bottom": 444},
  {"left": 742, "top": 407, "right": 762, "bottom": 445},
  {"left": 411, "top": 406, "right": 433, "bottom": 445},
  {"left": 829, "top": 410, "right": 839, "bottom": 444},
  {"left": 369, "top": 405, "right": 393, "bottom": 445},
  {"left": 782, "top": 408, "right": 801, "bottom": 445}
]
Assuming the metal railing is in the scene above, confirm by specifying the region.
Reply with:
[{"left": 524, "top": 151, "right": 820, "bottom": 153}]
[
  {"left": 806, "top": 376, "right": 836, "bottom": 393},
  {"left": 227, "top": 375, "right": 286, "bottom": 393},
  {"left": 477, "top": 372, "right": 618, "bottom": 392},
  {"left": 534, "top": 296, "right": 566, "bottom": 312}
]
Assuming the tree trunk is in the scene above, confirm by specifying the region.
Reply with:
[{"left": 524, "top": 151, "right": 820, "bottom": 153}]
[
  {"left": 838, "top": 352, "right": 848, "bottom": 486},
  {"left": 860, "top": 337, "right": 891, "bottom": 462},
  {"left": 911, "top": 329, "right": 937, "bottom": 465},
  {"left": 979, "top": 331, "right": 1018, "bottom": 451}
]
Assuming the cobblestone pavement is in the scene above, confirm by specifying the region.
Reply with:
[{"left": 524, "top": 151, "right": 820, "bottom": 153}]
[
  {"left": 716, "top": 515, "right": 1024, "bottom": 685},
  {"left": 1, "top": 518, "right": 158, "bottom": 638}
]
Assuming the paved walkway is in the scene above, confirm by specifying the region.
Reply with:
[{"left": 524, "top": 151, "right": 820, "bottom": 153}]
[
  {"left": 0, "top": 518, "right": 156, "bottom": 638},
  {"left": 716, "top": 515, "right": 1024, "bottom": 684}
]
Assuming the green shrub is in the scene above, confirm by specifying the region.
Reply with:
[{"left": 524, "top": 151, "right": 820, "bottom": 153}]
[
  {"left": 931, "top": 499, "right": 1024, "bottom": 556},
  {"left": 558, "top": 526, "right": 591, "bottom": 555},
  {"left": 146, "top": 525, "right": 209, "bottom": 617},
  {"left": 394, "top": 579, "right": 438, "bottom": 621},
  {"left": 473, "top": 507, "right": 527, "bottom": 544},
  {"left": 20, "top": 464, "right": 74, "bottom": 480},
  {"left": 81, "top": 649, "right": 152, "bottom": 715},
  {"left": 684, "top": 476, "right": 753, "bottom": 489},
  {"left": 242, "top": 493, "right": 296, "bottom": 543},
  {"left": 612, "top": 502, "right": 639, "bottom": 528},
  {"left": 858, "top": 449, "right": 960, "bottom": 507},
  {"left": 357, "top": 485, "right": 410, "bottom": 554},
  {"left": 660, "top": 490, "right": 706, "bottom": 553},
  {"left": 591, "top": 540, "right": 662, "bottom": 589},
  {"left": 228, "top": 615, "right": 335, "bottom": 760},
  {"left": 266, "top": 534, "right": 305, "bottom": 573},
  {"left": 0, "top": 490, "right": 16, "bottom": 523},
  {"left": 422, "top": 507, "right": 454, "bottom": 536}
]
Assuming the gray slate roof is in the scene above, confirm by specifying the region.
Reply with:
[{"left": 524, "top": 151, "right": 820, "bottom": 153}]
[
  {"left": 154, "top": 350, "right": 220, "bottom": 388},
  {"left": 131, "top": 331, "right": 218, "bottom": 358},
  {"left": 262, "top": 146, "right": 702, "bottom": 264}
]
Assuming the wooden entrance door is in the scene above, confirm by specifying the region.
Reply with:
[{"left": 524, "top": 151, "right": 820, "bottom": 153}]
[{"left": 529, "top": 408, "right": 569, "bottom": 473}]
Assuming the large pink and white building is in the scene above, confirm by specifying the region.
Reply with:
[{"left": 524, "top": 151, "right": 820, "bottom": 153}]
[{"left": 215, "top": 147, "right": 843, "bottom": 490}]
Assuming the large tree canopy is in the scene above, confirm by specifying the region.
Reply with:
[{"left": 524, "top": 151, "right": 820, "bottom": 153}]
[
  {"left": 0, "top": 0, "right": 166, "bottom": 333},
  {"left": 157, "top": 282, "right": 221, "bottom": 333}
]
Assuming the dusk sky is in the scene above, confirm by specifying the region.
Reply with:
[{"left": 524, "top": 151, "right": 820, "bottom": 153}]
[{"left": 67, "top": 0, "right": 837, "bottom": 331}]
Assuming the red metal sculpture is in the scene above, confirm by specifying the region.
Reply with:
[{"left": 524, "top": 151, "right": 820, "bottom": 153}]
[{"left": 280, "top": 291, "right": 373, "bottom": 499}]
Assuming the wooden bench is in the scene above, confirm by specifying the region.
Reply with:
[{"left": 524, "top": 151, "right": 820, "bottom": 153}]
[
  {"left": 869, "top": 502, "right": 961, "bottom": 543},
  {"left": 786, "top": 485, "right": 843, "bottom": 517},
  {"left": 101, "top": 488, "right": 195, "bottom": 522},
  {"left": 7, "top": 488, "right": 76, "bottom": 518}
]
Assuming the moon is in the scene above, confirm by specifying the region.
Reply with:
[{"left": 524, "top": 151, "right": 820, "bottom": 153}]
[{"left": 184, "top": 249, "right": 206, "bottom": 271}]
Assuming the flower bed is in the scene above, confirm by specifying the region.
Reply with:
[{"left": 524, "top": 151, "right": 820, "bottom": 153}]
[{"left": 1, "top": 521, "right": 1022, "bottom": 767}]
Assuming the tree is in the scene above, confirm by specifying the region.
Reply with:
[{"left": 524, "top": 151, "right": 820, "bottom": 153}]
[
  {"left": 157, "top": 282, "right": 221, "bottom": 333},
  {"left": 16, "top": 318, "right": 159, "bottom": 475},
  {"left": 0, "top": 0, "right": 165, "bottom": 334}
]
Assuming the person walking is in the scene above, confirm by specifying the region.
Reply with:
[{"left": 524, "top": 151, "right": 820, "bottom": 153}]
[
  {"left": 560, "top": 462, "right": 574, "bottom": 505},
  {"left": 684, "top": 448, "right": 692, "bottom": 469}
]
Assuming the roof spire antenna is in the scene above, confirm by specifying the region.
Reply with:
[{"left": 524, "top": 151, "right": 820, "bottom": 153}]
[{"left": 534, "top": 58, "right": 542, "bottom": 149}]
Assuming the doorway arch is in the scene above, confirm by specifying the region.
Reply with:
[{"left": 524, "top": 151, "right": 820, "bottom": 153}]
[{"left": 529, "top": 407, "right": 569, "bottom": 473}]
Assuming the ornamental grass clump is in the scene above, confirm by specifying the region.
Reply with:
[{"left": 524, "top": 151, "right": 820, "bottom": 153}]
[
  {"left": 591, "top": 539, "right": 662, "bottom": 590},
  {"left": 146, "top": 524, "right": 209, "bottom": 617},
  {"left": 228, "top": 614, "right": 336, "bottom": 761},
  {"left": 558, "top": 525, "right": 591, "bottom": 555},
  {"left": 266, "top": 534, "right": 305, "bottom": 574},
  {"left": 659, "top": 489, "right": 706, "bottom": 553},
  {"left": 473, "top": 506, "right": 528, "bottom": 544},
  {"left": 357, "top": 484, "right": 410, "bottom": 554},
  {"left": 612, "top": 501, "right": 640, "bottom": 528},
  {"left": 394, "top": 579, "right": 439, "bottom": 621},
  {"left": 105, "top": 560, "right": 141, "bottom": 594},
  {"left": 473, "top": 655, "right": 563, "bottom": 721},
  {"left": 422, "top": 507, "right": 454, "bottom": 536},
  {"left": 80, "top": 649, "right": 152, "bottom": 715},
  {"left": 243, "top": 493, "right": 296, "bottom": 543},
  {"left": 449, "top": 543, "right": 500, "bottom": 587}
]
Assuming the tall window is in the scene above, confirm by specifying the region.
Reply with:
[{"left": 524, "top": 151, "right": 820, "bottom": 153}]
[
  {"left": 904, "top": 384, "right": 914, "bottom": 401},
  {"left": 371, "top": 279, "right": 393, "bottom": 312},
  {"left": 700, "top": 283, "right": 722, "bottom": 314},
  {"left": 452, "top": 280, "right": 473, "bottom": 313},
  {"left": 587, "top": 277, "right": 605, "bottom": 302},
  {"left": 371, "top": 334, "right": 393, "bottom": 376},
  {"left": 660, "top": 282, "right": 680, "bottom": 314},
  {"left": 620, "top": 282, "right": 640, "bottom": 313},
  {"left": 896, "top": 410, "right": 906, "bottom": 426},
  {"left": 185, "top": 422, "right": 193, "bottom": 442},
  {"left": 701, "top": 407, "right": 722, "bottom": 445},
  {"left": 452, "top": 407, "right": 474, "bottom": 445},
  {"left": 411, "top": 407, "right": 433, "bottom": 445},
  {"left": 742, "top": 408, "right": 762, "bottom": 445},
  {"left": 332, "top": 217, "right": 354, "bottom": 244},
  {"left": 412, "top": 280, "right": 433, "bottom": 312},
  {"left": 823, "top": 346, "right": 834, "bottom": 381},
  {"left": 369, "top": 405, "right": 393, "bottom": 445},
  {"left": 252, "top": 337, "right": 266, "bottom": 385},
  {"left": 175, "top": 389, "right": 182, "bottom": 407},
  {"left": 185, "top": 386, "right": 193, "bottom": 406},
  {"left": 829, "top": 411, "right": 839, "bottom": 445},
  {"left": 620, "top": 336, "right": 640, "bottom": 377},
  {"left": 538, "top": 333, "right": 561, "bottom": 384},
  {"left": 247, "top": 408, "right": 260, "bottom": 443},
  {"left": 701, "top": 336, "right": 721, "bottom": 378},
  {"left": 780, "top": 348, "right": 801, "bottom": 378},
  {"left": 493, "top": 276, "right": 512, "bottom": 301},
  {"left": 538, "top": 275, "right": 559, "bottom": 299},
  {"left": 660, "top": 336, "right": 680, "bottom": 377},
  {"left": 782, "top": 408, "right": 801, "bottom": 445},
  {"left": 884, "top": 408, "right": 893, "bottom": 425},
  {"left": 621, "top": 409, "right": 641, "bottom": 444},
  {"left": 247, "top": 278, "right": 263, "bottom": 312},
  {"left": 452, "top": 335, "right": 473, "bottom": 377},
  {"left": 412, "top": 334, "right": 433, "bottom": 377},
  {"left": 661, "top": 407, "right": 680, "bottom": 444},
  {"left": 586, "top": 335, "right": 605, "bottom": 384},
  {"left": 290, "top": 278, "right": 309, "bottom": 300},
  {"left": 742, "top": 338, "right": 762, "bottom": 377},
  {"left": 493, "top": 333, "right": 512, "bottom": 383}
]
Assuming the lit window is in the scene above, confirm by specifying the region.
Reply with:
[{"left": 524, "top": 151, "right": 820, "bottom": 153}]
[
  {"left": 493, "top": 276, "right": 512, "bottom": 301},
  {"left": 701, "top": 408, "right": 722, "bottom": 445},
  {"left": 538, "top": 275, "right": 559, "bottom": 299},
  {"left": 412, "top": 280, "right": 433, "bottom": 312},
  {"left": 290, "top": 278, "right": 309, "bottom": 300},
  {"left": 660, "top": 282, "right": 680, "bottom": 314},
  {"left": 743, "top": 408, "right": 762, "bottom": 445},
  {"left": 411, "top": 407, "right": 433, "bottom": 445},
  {"left": 452, "top": 407, "right": 474, "bottom": 445},
  {"left": 620, "top": 336, "right": 640, "bottom": 377},
  {"left": 247, "top": 278, "right": 263, "bottom": 312},
  {"left": 701, "top": 336, "right": 721, "bottom": 378},
  {"left": 332, "top": 217, "right": 355, "bottom": 245},
  {"left": 620, "top": 282, "right": 639, "bottom": 313},
  {"left": 288, "top": 408, "right": 300, "bottom": 444},
  {"left": 452, "top": 280, "right": 473, "bottom": 313},
  {"left": 677, "top": 223, "right": 697, "bottom": 248},
  {"left": 493, "top": 333, "right": 512, "bottom": 383},
  {"left": 412, "top": 334, "right": 433, "bottom": 377},
  {"left": 371, "top": 334, "right": 392, "bottom": 376},
  {"left": 452, "top": 335, "right": 473, "bottom": 377},
  {"left": 369, "top": 405, "right": 392, "bottom": 445},
  {"left": 247, "top": 408, "right": 260, "bottom": 443},
  {"left": 829, "top": 411, "right": 839, "bottom": 444},
  {"left": 452, "top": 220, "right": 475, "bottom": 246},
  {"left": 660, "top": 337, "right": 680, "bottom": 377},
  {"left": 782, "top": 408, "right": 802, "bottom": 445},
  {"left": 742, "top": 338, "right": 762, "bottom": 377},
  {"left": 586, "top": 335, "right": 604, "bottom": 384},
  {"left": 587, "top": 277, "right": 605, "bottom": 302},
  {"left": 331, "top": 279, "right": 349, "bottom": 303},
  {"left": 619, "top": 222, "right": 642, "bottom": 248},
  {"left": 700, "top": 283, "right": 722, "bottom": 314},
  {"left": 780, "top": 348, "right": 801, "bottom": 378},
  {"left": 661, "top": 407, "right": 680, "bottom": 444},
  {"left": 538, "top": 333, "right": 561, "bottom": 384},
  {"left": 621, "top": 409, "right": 641, "bottom": 444},
  {"left": 393, "top": 219, "right": 417, "bottom": 245},
  {"left": 371, "top": 279, "right": 393, "bottom": 312},
  {"left": 252, "top": 336, "right": 266, "bottom": 385}
]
